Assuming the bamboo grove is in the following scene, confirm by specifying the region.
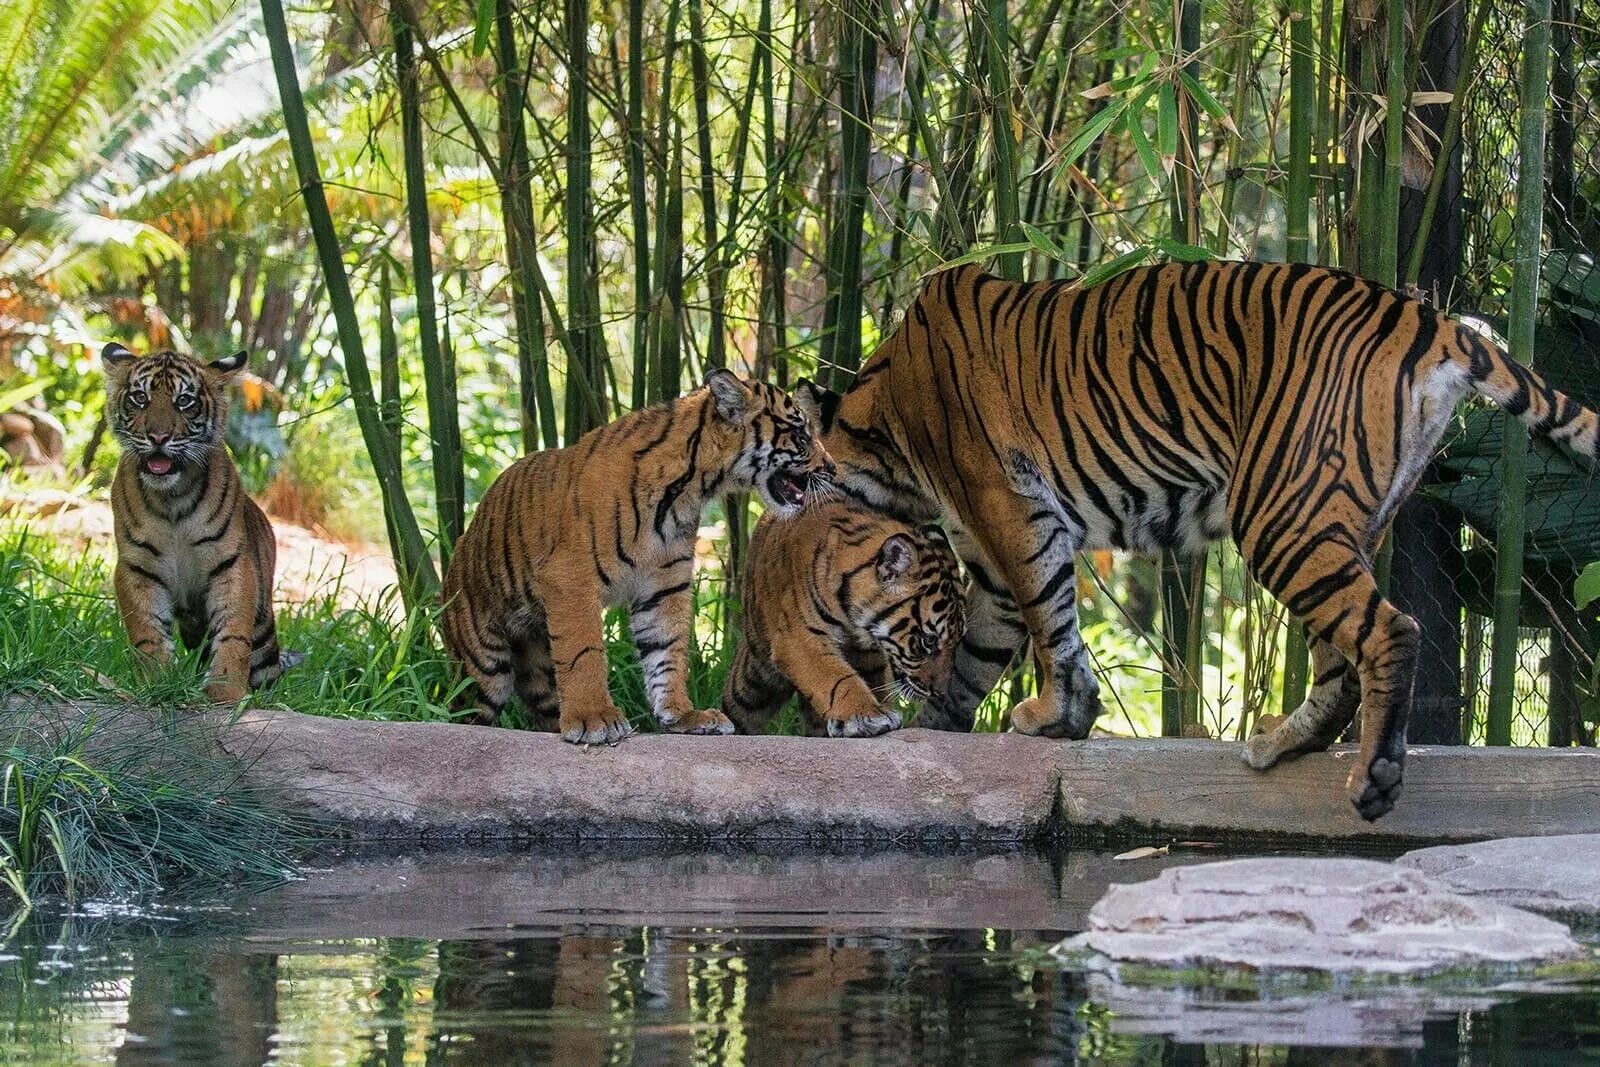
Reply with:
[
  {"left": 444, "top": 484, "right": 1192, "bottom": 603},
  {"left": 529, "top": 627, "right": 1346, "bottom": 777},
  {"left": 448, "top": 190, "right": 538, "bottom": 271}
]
[{"left": 8, "top": 0, "right": 1572, "bottom": 740}]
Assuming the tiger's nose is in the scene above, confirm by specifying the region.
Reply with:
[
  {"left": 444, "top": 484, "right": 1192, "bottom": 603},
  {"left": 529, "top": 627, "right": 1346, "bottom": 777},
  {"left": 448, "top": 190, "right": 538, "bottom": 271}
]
[
  {"left": 148, "top": 432, "right": 172, "bottom": 448},
  {"left": 809, "top": 440, "right": 836, "bottom": 479}
]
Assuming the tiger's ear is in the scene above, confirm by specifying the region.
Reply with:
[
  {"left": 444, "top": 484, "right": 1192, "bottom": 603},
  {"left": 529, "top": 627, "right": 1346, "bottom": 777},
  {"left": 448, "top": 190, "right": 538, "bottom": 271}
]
[
  {"left": 794, "top": 378, "right": 839, "bottom": 432},
  {"left": 208, "top": 351, "right": 248, "bottom": 378},
  {"left": 876, "top": 533, "right": 916, "bottom": 584},
  {"left": 101, "top": 342, "right": 136, "bottom": 374},
  {"left": 706, "top": 368, "right": 751, "bottom": 424}
]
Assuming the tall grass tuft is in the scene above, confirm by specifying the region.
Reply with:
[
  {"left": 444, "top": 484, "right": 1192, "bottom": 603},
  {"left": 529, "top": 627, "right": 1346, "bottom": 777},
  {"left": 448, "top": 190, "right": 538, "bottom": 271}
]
[{"left": 1, "top": 708, "right": 310, "bottom": 908}]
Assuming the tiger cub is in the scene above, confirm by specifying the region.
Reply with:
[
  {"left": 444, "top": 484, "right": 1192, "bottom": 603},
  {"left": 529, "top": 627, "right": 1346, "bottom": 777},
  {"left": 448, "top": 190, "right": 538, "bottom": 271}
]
[
  {"left": 103, "top": 343, "right": 297, "bottom": 702},
  {"left": 722, "top": 499, "right": 966, "bottom": 737},
  {"left": 442, "top": 370, "right": 832, "bottom": 744}
]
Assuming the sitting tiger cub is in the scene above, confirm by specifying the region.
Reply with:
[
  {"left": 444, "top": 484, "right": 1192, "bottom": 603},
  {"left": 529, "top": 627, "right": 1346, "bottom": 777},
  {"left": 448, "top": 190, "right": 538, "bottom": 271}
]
[
  {"left": 442, "top": 370, "right": 832, "bottom": 744},
  {"left": 722, "top": 499, "right": 966, "bottom": 737},
  {"left": 103, "top": 343, "right": 297, "bottom": 702}
]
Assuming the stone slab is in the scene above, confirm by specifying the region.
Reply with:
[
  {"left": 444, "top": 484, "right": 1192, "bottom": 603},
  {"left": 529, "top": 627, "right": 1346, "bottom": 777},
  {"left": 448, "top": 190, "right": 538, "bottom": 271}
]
[
  {"left": 1057, "top": 857, "right": 1583, "bottom": 976},
  {"left": 1397, "top": 834, "right": 1600, "bottom": 918}
]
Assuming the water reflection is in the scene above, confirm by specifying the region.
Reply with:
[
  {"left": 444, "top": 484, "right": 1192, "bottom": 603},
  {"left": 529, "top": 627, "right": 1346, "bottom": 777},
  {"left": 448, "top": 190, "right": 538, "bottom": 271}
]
[{"left": 1, "top": 846, "right": 1597, "bottom": 1064}]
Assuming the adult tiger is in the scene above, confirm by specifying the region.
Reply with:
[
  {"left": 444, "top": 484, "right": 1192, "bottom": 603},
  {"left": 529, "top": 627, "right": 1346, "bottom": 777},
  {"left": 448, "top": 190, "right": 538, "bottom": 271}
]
[
  {"left": 103, "top": 343, "right": 297, "bottom": 702},
  {"left": 442, "top": 370, "right": 833, "bottom": 744},
  {"left": 798, "top": 261, "right": 1599, "bottom": 820},
  {"left": 722, "top": 499, "right": 966, "bottom": 737}
]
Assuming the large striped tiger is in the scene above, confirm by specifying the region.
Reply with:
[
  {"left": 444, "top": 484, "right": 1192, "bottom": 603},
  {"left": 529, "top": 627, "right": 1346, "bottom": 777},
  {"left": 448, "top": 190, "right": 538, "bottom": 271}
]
[
  {"left": 442, "top": 370, "right": 833, "bottom": 744},
  {"left": 103, "top": 343, "right": 297, "bottom": 702},
  {"left": 722, "top": 499, "right": 966, "bottom": 737},
  {"left": 799, "top": 261, "right": 1600, "bottom": 820}
]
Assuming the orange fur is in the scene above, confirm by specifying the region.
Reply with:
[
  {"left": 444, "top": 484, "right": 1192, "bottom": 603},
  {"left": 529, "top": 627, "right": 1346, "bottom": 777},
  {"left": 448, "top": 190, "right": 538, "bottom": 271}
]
[
  {"left": 802, "top": 262, "right": 1599, "bottom": 819},
  {"left": 441, "top": 371, "right": 832, "bottom": 743},
  {"left": 103, "top": 344, "right": 295, "bottom": 702},
  {"left": 723, "top": 499, "right": 965, "bottom": 737}
]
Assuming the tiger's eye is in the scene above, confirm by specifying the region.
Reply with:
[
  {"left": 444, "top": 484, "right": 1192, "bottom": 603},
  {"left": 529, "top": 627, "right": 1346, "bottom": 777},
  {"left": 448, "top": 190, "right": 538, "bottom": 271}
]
[{"left": 127, "top": 391, "right": 148, "bottom": 409}]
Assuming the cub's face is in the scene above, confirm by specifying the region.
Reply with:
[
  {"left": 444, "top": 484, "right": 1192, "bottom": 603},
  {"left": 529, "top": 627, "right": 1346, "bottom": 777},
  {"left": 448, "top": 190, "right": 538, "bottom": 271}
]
[
  {"left": 102, "top": 344, "right": 245, "bottom": 487},
  {"left": 706, "top": 370, "right": 835, "bottom": 517},
  {"left": 867, "top": 525, "right": 966, "bottom": 701}
]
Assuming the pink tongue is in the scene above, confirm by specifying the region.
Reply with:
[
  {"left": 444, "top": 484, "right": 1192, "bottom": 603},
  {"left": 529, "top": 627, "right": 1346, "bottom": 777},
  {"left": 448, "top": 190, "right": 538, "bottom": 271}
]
[{"left": 145, "top": 456, "right": 173, "bottom": 475}]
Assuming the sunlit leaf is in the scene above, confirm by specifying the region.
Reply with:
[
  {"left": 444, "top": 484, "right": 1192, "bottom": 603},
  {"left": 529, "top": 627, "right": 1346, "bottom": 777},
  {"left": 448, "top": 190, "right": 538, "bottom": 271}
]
[
  {"left": 472, "top": 0, "right": 496, "bottom": 55},
  {"left": 1576, "top": 561, "right": 1600, "bottom": 610},
  {"left": 1054, "top": 100, "right": 1127, "bottom": 178},
  {"left": 1179, "top": 69, "right": 1239, "bottom": 136},
  {"left": 1157, "top": 82, "right": 1178, "bottom": 174},
  {"left": 1080, "top": 245, "right": 1153, "bottom": 288}
]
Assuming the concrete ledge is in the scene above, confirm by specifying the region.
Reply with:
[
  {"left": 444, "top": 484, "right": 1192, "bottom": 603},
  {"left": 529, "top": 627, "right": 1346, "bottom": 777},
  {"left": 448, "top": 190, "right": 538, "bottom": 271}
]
[{"left": 212, "top": 708, "right": 1600, "bottom": 846}]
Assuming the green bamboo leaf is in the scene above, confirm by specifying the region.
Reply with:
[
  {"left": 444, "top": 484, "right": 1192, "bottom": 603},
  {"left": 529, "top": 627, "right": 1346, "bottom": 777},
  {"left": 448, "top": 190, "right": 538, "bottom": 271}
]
[
  {"left": 1127, "top": 109, "right": 1162, "bottom": 182},
  {"left": 1577, "top": 561, "right": 1600, "bottom": 609},
  {"left": 472, "top": 0, "right": 495, "bottom": 55},
  {"left": 1157, "top": 82, "right": 1178, "bottom": 171},
  {"left": 1179, "top": 69, "right": 1239, "bottom": 135},
  {"left": 1055, "top": 99, "right": 1127, "bottom": 177},
  {"left": 938, "top": 242, "right": 1037, "bottom": 270},
  {"left": 1152, "top": 237, "right": 1216, "bottom": 262},
  {"left": 1020, "top": 221, "right": 1071, "bottom": 263},
  {"left": 0, "top": 378, "right": 49, "bottom": 411},
  {"left": 1080, "top": 245, "right": 1154, "bottom": 288}
]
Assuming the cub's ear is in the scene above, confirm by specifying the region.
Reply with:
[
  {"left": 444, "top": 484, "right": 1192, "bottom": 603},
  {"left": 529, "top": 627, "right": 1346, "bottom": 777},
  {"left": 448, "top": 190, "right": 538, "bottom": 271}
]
[
  {"left": 706, "top": 368, "right": 751, "bottom": 423},
  {"left": 208, "top": 351, "right": 248, "bottom": 377},
  {"left": 101, "top": 342, "right": 136, "bottom": 372},
  {"left": 920, "top": 523, "right": 952, "bottom": 550},
  {"left": 794, "top": 377, "right": 839, "bottom": 432},
  {"left": 876, "top": 533, "right": 916, "bottom": 584}
]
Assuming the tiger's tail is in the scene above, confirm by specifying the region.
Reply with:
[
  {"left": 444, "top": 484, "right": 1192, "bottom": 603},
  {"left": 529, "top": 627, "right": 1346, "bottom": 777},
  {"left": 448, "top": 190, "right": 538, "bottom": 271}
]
[{"left": 1453, "top": 321, "right": 1600, "bottom": 460}]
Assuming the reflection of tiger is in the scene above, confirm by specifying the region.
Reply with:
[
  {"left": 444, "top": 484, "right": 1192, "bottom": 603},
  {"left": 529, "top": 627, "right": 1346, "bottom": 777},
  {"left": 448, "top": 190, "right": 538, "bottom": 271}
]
[
  {"left": 442, "top": 371, "right": 832, "bottom": 744},
  {"left": 722, "top": 500, "right": 966, "bottom": 737},
  {"left": 801, "top": 262, "right": 1600, "bottom": 820},
  {"left": 103, "top": 343, "right": 296, "bottom": 702}
]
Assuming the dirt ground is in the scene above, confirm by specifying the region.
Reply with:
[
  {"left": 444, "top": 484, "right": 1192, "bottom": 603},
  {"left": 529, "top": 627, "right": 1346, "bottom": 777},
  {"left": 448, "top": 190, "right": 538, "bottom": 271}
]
[{"left": 0, "top": 486, "right": 399, "bottom": 608}]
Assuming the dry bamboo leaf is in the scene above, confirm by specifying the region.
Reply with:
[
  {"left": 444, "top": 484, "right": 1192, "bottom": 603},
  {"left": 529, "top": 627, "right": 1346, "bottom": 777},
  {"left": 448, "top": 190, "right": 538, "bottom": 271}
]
[{"left": 1114, "top": 845, "right": 1170, "bottom": 861}]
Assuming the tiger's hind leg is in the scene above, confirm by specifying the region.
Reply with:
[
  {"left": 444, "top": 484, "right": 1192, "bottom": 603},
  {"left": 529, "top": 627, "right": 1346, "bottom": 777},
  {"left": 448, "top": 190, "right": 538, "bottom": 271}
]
[
  {"left": 920, "top": 537, "right": 1027, "bottom": 731},
  {"left": 720, "top": 637, "right": 795, "bottom": 735},
  {"left": 510, "top": 608, "right": 561, "bottom": 732},
  {"left": 961, "top": 484, "right": 1099, "bottom": 740},
  {"left": 1242, "top": 634, "right": 1360, "bottom": 768},
  {"left": 441, "top": 595, "right": 518, "bottom": 725},
  {"left": 1243, "top": 529, "right": 1419, "bottom": 821},
  {"left": 630, "top": 558, "right": 732, "bottom": 736}
]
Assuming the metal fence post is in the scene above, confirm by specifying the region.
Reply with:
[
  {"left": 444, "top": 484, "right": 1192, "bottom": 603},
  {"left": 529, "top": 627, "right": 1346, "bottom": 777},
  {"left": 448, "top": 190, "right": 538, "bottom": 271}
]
[{"left": 1485, "top": 0, "right": 1553, "bottom": 745}]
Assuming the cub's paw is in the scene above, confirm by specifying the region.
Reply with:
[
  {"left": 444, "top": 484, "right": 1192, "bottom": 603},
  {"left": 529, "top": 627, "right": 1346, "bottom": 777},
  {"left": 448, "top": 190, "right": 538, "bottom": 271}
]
[
  {"left": 826, "top": 707, "right": 902, "bottom": 738},
  {"left": 561, "top": 706, "right": 633, "bottom": 745},
  {"left": 661, "top": 708, "right": 735, "bottom": 735},
  {"left": 205, "top": 680, "right": 247, "bottom": 704},
  {"left": 1242, "top": 730, "right": 1286, "bottom": 771},
  {"left": 1347, "top": 756, "right": 1404, "bottom": 822},
  {"left": 278, "top": 649, "right": 306, "bottom": 672}
]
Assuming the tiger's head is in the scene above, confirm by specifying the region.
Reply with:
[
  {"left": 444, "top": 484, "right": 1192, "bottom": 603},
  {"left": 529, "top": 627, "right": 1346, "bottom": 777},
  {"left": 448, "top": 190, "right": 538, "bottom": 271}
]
[
  {"left": 102, "top": 343, "right": 245, "bottom": 487},
  {"left": 793, "top": 376, "right": 934, "bottom": 521},
  {"left": 856, "top": 523, "right": 966, "bottom": 702},
  {"left": 705, "top": 369, "right": 835, "bottom": 517}
]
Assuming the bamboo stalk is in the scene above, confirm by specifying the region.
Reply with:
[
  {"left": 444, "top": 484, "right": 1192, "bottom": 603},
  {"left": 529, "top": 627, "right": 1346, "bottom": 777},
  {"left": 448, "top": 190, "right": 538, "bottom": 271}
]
[
  {"left": 437, "top": 304, "right": 464, "bottom": 562},
  {"left": 494, "top": 0, "right": 555, "bottom": 449},
  {"left": 392, "top": 4, "right": 462, "bottom": 553},
  {"left": 1286, "top": 0, "right": 1314, "bottom": 261},
  {"left": 259, "top": 0, "right": 437, "bottom": 600},
  {"left": 686, "top": 0, "right": 727, "bottom": 370},
  {"left": 377, "top": 260, "right": 402, "bottom": 568},
  {"left": 564, "top": 0, "right": 606, "bottom": 443},
  {"left": 655, "top": 125, "right": 685, "bottom": 401},
  {"left": 820, "top": 0, "right": 877, "bottom": 389},
  {"left": 1374, "top": 0, "right": 1407, "bottom": 285},
  {"left": 627, "top": 0, "right": 650, "bottom": 410},
  {"left": 984, "top": 0, "right": 1022, "bottom": 280},
  {"left": 1486, "top": 0, "right": 1551, "bottom": 746}
]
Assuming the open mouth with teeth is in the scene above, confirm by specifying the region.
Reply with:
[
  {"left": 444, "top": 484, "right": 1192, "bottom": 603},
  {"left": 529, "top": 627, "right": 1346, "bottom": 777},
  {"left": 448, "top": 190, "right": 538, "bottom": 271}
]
[
  {"left": 766, "top": 467, "right": 811, "bottom": 510},
  {"left": 141, "top": 454, "right": 177, "bottom": 477}
]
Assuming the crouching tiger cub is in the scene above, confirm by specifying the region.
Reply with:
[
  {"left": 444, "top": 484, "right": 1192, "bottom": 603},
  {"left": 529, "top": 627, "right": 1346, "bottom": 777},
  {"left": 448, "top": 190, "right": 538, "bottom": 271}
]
[
  {"left": 442, "top": 370, "right": 832, "bottom": 744},
  {"left": 722, "top": 499, "right": 965, "bottom": 737},
  {"left": 800, "top": 261, "right": 1600, "bottom": 820},
  {"left": 103, "top": 343, "right": 298, "bottom": 702}
]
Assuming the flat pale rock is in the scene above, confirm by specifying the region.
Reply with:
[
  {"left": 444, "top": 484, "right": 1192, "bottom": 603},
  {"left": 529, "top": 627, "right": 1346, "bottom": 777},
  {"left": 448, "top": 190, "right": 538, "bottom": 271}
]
[
  {"left": 1398, "top": 834, "right": 1600, "bottom": 918},
  {"left": 1058, "top": 857, "right": 1582, "bottom": 976}
]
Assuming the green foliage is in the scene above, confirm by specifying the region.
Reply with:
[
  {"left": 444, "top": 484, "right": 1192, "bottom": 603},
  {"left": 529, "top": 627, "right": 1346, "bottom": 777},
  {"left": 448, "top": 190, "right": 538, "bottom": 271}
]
[{"left": 0, "top": 709, "right": 309, "bottom": 907}]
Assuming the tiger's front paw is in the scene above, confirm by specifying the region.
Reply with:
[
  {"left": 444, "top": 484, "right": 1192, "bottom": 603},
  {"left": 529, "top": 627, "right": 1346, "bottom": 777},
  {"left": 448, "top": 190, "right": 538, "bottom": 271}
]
[
  {"left": 205, "top": 679, "right": 247, "bottom": 704},
  {"left": 661, "top": 707, "right": 735, "bottom": 735},
  {"left": 561, "top": 705, "right": 633, "bottom": 745},
  {"left": 826, "top": 707, "right": 902, "bottom": 738}
]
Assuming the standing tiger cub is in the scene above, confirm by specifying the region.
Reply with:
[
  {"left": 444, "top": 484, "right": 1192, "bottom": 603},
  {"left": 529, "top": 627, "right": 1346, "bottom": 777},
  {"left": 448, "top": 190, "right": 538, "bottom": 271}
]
[
  {"left": 103, "top": 343, "right": 297, "bottom": 702},
  {"left": 722, "top": 500, "right": 966, "bottom": 737},
  {"left": 442, "top": 370, "right": 832, "bottom": 744}
]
